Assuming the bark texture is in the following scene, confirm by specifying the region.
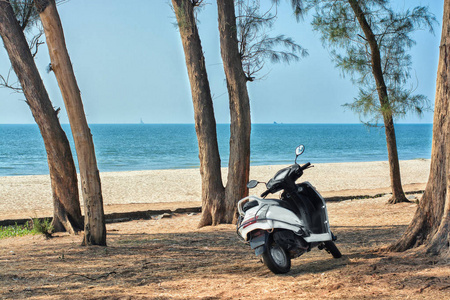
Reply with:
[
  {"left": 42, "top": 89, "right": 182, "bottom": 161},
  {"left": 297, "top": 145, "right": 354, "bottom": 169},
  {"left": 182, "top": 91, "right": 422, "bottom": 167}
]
[
  {"left": 0, "top": 0, "right": 82, "bottom": 234},
  {"left": 172, "top": 0, "right": 226, "bottom": 227},
  {"left": 389, "top": 1, "right": 450, "bottom": 258},
  {"left": 348, "top": 0, "right": 408, "bottom": 204},
  {"left": 35, "top": 0, "right": 106, "bottom": 245},
  {"left": 217, "top": 0, "right": 251, "bottom": 224}
]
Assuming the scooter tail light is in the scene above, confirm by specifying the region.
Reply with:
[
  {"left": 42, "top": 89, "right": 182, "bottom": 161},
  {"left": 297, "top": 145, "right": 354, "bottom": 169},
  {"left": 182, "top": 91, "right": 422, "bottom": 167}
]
[{"left": 242, "top": 216, "right": 258, "bottom": 228}]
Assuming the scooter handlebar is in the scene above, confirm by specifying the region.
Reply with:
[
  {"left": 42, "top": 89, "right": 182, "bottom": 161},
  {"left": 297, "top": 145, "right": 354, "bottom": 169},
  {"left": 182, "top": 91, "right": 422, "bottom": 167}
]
[
  {"left": 300, "top": 162, "right": 311, "bottom": 170},
  {"left": 261, "top": 190, "right": 270, "bottom": 198},
  {"left": 261, "top": 162, "right": 312, "bottom": 197}
]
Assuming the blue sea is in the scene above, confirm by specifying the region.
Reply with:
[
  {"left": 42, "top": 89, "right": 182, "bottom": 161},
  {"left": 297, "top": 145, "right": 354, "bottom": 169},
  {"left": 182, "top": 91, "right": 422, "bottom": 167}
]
[{"left": 0, "top": 124, "right": 433, "bottom": 176}]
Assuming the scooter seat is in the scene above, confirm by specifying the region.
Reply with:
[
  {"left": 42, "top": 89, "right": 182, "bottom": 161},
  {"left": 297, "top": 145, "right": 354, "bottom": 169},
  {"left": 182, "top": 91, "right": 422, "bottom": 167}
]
[
  {"left": 242, "top": 200, "right": 259, "bottom": 212},
  {"left": 242, "top": 198, "right": 297, "bottom": 215},
  {"left": 264, "top": 198, "right": 296, "bottom": 212}
]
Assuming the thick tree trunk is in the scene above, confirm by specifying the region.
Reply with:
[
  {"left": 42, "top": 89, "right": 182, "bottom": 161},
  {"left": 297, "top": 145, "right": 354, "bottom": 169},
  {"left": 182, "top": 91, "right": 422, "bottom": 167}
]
[
  {"left": 35, "top": 0, "right": 106, "bottom": 246},
  {"left": 217, "top": 0, "right": 251, "bottom": 224},
  {"left": 389, "top": 1, "right": 450, "bottom": 258},
  {"left": 0, "top": 1, "right": 82, "bottom": 234},
  {"left": 349, "top": 0, "right": 408, "bottom": 204},
  {"left": 172, "top": 0, "right": 226, "bottom": 227}
]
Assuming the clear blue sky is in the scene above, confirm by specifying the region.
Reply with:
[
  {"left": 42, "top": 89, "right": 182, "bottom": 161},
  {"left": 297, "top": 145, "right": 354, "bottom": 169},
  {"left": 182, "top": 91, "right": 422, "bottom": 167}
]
[{"left": 0, "top": 0, "right": 443, "bottom": 124}]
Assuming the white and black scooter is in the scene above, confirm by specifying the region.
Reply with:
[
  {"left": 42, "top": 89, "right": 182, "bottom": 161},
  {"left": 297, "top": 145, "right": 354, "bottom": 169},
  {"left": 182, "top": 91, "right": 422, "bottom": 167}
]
[{"left": 236, "top": 145, "right": 342, "bottom": 274}]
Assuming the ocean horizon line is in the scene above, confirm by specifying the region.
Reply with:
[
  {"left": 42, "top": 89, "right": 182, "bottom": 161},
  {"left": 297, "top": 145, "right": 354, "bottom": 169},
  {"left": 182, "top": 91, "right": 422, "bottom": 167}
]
[{"left": 0, "top": 122, "right": 434, "bottom": 126}]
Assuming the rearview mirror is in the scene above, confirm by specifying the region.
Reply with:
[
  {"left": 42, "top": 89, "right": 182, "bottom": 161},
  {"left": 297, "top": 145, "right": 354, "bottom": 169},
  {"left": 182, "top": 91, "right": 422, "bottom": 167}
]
[
  {"left": 295, "top": 145, "right": 305, "bottom": 156},
  {"left": 247, "top": 180, "right": 259, "bottom": 189},
  {"left": 295, "top": 144, "right": 305, "bottom": 164}
]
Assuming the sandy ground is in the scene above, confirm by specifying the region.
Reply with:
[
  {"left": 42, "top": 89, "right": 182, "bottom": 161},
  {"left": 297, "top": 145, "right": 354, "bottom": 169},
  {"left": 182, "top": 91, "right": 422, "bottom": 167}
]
[
  {"left": 0, "top": 159, "right": 430, "bottom": 221},
  {"left": 1, "top": 159, "right": 449, "bottom": 299},
  {"left": 1, "top": 194, "right": 449, "bottom": 299}
]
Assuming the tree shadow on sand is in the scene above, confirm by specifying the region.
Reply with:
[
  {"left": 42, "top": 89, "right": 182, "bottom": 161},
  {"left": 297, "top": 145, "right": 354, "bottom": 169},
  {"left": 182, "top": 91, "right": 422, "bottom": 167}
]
[{"left": 1, "top": 222, "right": 449, "bottom": 299}]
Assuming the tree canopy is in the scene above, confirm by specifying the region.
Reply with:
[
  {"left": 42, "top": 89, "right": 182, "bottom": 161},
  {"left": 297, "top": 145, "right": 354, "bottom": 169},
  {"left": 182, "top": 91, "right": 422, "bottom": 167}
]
[
  {"left": 308, "top": 0, "right": 436, "bottom": 124},
  {"left": 0, "top": 0, "right": 43, "bottom": 91},
  {"left": 236, "top": 0, "right": 308, "bottom": 81}
]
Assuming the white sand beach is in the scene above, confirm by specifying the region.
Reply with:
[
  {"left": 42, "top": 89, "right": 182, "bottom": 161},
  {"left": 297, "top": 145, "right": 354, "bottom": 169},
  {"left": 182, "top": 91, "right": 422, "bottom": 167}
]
[{"left": 0, "top": 159, "right": 430, "bottom": 220}]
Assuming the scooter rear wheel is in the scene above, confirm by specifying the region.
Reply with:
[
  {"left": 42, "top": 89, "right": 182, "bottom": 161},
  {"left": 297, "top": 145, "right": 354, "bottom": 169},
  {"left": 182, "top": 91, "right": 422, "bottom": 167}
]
[{"left": 262, "top": 237, "right": 291, "bottom": 274}]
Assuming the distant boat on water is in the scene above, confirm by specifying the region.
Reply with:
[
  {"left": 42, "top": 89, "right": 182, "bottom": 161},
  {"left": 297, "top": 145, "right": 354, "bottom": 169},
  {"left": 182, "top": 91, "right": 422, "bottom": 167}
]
[{"left": 140, "top": 118, "right": 145, "bottom": 124}]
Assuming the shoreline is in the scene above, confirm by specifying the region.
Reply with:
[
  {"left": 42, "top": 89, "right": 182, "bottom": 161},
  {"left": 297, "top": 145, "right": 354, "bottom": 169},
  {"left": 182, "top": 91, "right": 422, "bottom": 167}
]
[
  {"left": 0, "top": 159, "right": 430, "bottom": 221},
  {"left": 0, "top": 158, "right": 431, "bottom": 178}
]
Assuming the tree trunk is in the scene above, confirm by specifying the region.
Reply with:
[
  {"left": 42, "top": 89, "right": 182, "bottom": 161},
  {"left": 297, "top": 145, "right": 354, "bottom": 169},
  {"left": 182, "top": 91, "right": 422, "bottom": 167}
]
[
  {"left": 383, "top": 114, "right": 409, "bottom": 204},
  {"left": 349, "top": 0, "right": 408, "bottom": 204},
  {"left": 389, "top": 0, "right": 450, "bottom": 258},
  {"left": 171, "top": 0, "right": 226, "bottom": 227},
  {"left": 0, "top": 0, "right": 83, "bottom": 234},
  {"left": 217, "top": 0, "right": 251, "bottom": 224},
  {"left": 34, "top": 0, "right": 106, "bottom": 246}
]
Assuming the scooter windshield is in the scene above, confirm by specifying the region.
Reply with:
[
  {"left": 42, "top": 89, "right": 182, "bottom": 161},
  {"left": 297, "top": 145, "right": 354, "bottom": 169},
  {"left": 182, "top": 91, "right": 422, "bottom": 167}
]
[
  {"left": 266, "top": 167, "right": 290, "bottom": 191},
  {"left": 273, "top": 168, "right": 289, "bottom": 181}
]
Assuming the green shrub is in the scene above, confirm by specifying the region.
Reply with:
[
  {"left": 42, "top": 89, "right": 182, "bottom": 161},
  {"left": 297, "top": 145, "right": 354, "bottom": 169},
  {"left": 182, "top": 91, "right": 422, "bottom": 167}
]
[
  {"left": 0, "top": 222, "right": 34, "bottom": 239},
  {"left": 0, "top": 218, "right": 55, "bottom": 239},
  {"left": 31, "top": 218, "right": 54, "bottom": 238}
]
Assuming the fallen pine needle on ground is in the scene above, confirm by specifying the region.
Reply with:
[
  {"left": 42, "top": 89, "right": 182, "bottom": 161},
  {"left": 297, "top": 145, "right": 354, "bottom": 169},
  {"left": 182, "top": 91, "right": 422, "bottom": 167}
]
[{"left": 1, "top": 194, "right": 449, "bottom": 299}]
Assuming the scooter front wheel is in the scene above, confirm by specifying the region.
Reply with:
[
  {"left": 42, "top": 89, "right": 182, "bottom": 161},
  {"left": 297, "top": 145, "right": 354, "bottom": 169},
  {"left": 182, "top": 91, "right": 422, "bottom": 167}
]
[{"left": 262, "top": 237, "right": 291, "bottom": 274}]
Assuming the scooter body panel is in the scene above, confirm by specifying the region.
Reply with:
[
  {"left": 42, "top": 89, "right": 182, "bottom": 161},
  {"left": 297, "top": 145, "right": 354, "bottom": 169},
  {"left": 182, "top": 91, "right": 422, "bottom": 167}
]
[
  {"left": 295, "top": 182, "right": 333, "bottom": 240},
  {"left": 237, "top": 185, "right": 334, "bottom": 244},
  {"left": 238, "top": 203, "right": 304, "bottom": 241}
]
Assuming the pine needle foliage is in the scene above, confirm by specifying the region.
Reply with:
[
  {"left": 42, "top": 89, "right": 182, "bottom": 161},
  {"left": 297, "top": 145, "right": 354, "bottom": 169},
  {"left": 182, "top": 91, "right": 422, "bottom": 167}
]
[
  {"left": 237, "top": 0, "right": 308, "bottom": 81},
  {"left": 305, "top": 0, "right": 436, "bottom": 125},
  {"left": 10, "top": 0, "right": 40, "bottom": 31},
  {"left": 1, "top": 0, "right": 44, "bottom": 91},
  {"left": 31, "top": 218, "right": 54, "bottom": 238}
]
